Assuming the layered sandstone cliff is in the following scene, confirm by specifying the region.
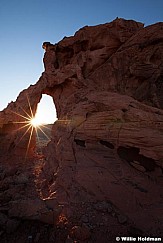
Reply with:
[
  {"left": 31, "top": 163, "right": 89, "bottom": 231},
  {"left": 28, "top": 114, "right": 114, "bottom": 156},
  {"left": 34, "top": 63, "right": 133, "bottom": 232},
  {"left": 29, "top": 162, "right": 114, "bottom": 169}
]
[{"left": 0, "top": 18, "right": 163, "bottom": 241}]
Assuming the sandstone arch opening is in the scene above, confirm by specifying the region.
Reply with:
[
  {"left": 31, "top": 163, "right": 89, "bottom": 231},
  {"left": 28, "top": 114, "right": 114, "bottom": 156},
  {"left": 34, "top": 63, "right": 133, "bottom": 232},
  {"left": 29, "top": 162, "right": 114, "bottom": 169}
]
[{"left": 33, "top": 94, "right": 57, "bottom": 150}]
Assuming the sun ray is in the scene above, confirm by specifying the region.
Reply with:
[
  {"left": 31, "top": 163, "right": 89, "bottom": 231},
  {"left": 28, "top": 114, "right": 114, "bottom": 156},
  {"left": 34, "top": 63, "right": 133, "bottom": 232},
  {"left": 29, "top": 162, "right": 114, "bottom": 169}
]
[
  {"left": 58, "top": 119, "right": 71, "bottom": 123},
  {"left": 35, "top": 127, "right": 43, "bottom": 154},
  {"left": 16, "top": 124, "right": 32, "bottom": 146},
  {"left": 8, "top": 95, "right": 61, "bottom": 157},
  {"left": 12, "top": 121, "right": 30, "bottom": 124},
  {"left": 26, "top": 94, "right": 34, "bottom": 118},
  {"left": 6, "top": 95, "right": 39, "bottom": 158},
  {"left": 35, "top": 127, "right": 40, "bottom": 142},
  {"left": 40, "top": 124, "right": 52, "bottom": 131},
  {"left": 37, "top": 126, "right": 50, "bottom": 140},
  {"left": 11, "top": 110, "right": 31, "bottom": 121},
  {"left": 19, "top": 106, "right": 32, "bottom": 120},
  {"left": 14, "top": 123, "right": 31, "bottom": 132},
  {"left": 25, "top": 125, "right": 34, "bottom": 158}
]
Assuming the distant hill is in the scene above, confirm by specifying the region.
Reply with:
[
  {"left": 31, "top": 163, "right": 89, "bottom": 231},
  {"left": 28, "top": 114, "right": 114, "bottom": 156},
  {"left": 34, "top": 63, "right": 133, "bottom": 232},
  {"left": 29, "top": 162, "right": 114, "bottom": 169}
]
[{"left": 36, "top": 124, "right": 53, "bottom": 148}]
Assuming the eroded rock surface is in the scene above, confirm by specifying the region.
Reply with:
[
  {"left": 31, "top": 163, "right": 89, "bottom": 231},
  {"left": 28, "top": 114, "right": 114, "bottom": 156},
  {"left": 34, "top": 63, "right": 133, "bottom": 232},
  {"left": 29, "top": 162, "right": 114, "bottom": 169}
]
[{"left": 0, "top": 18, "right": 163, "bottom": 241}]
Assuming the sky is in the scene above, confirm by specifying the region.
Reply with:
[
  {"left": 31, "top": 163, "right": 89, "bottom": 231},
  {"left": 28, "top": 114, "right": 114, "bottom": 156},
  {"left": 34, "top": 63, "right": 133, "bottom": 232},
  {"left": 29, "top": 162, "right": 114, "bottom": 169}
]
[{"left": 0, "top": 0, "right": 163, "bottom": 123}]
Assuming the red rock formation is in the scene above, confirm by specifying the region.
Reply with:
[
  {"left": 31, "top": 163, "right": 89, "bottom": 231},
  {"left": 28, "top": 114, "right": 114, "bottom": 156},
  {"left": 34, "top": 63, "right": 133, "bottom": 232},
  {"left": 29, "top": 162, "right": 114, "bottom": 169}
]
[{"left": 0, "top": 18, "right": 163, "bottom": 241}]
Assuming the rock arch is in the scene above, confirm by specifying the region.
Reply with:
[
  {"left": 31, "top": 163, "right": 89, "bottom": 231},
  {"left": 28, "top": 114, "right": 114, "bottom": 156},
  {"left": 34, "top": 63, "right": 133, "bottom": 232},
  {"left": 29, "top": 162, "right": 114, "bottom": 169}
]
[{"left": 0, "top": 19, "right": 163, "bottom": 237}]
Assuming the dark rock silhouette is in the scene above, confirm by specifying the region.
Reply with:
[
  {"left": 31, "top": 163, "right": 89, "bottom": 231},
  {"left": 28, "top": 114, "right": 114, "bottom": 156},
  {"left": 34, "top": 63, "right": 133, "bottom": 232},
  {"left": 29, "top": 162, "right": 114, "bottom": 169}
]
[{"left": 0, "top": 18, "right": 163, "bottom": 241}]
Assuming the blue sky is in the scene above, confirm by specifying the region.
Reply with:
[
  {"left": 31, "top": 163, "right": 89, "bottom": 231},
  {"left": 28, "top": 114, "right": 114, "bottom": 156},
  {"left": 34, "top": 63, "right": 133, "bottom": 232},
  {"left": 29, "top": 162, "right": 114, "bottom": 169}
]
[{"left": 0, "top": 0, "right": 163, "bottom": 122}]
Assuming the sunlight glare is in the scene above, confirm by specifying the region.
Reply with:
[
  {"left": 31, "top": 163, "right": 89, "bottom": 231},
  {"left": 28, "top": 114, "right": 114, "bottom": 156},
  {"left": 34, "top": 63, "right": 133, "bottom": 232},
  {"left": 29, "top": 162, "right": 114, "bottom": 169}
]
[
  {"left": 30, "top": 117, "right": 42, "bottom": 127},
  {"left": 11, "top": 94, "right": 58, "bottom": 158},
  {"left": 30, "top": 95, "right": 57, "bottom": 127}
]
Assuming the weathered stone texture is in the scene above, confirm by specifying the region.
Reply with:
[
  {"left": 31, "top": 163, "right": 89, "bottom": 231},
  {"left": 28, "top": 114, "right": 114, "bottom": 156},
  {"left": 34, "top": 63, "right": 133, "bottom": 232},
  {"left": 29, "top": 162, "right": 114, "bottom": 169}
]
[{"left": 0, "top": 18, "right": 163, "bottom": 237}]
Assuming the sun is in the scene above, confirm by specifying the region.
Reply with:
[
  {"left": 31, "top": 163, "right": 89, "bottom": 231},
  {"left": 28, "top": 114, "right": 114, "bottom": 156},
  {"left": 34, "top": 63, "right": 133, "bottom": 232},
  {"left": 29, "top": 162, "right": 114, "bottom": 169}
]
[
  {"left": 30, "top": 117, "right": 42, "bottom": 127},
  {"left": 11, "top": 94, "right": 55, "bottom": 158}
]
